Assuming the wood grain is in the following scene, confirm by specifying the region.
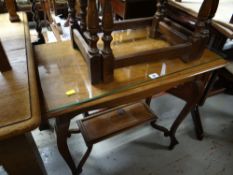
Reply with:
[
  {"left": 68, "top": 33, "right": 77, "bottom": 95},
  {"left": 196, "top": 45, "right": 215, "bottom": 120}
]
[
  {"left": 78, "top": 102, "right": 157, "bottom": 144},
  {"left": 35, "top": 40, "right": 226, "bottom": 118},
  {"left": 0, "top": 13, "right": 40, "bottom": 140}
]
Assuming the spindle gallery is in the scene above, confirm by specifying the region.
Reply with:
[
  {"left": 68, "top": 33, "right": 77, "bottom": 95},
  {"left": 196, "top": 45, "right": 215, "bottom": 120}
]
[{"left": 69, "top": 0, "right": 218, "bottom": 84}]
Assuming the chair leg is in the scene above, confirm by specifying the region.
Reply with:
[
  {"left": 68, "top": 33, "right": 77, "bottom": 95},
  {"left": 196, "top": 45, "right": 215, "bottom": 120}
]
[
  {"left": 5, "top": 0, "right": 20, "bottom": 22},
  {"left": 76, "top": 145, "right": 93, "bottom": 175},
  {"left": 55, "top": 117, "right": 77, "bottom": 174},
  {"left": 191, "top": 105, "right": 204, "bottom": 140}
]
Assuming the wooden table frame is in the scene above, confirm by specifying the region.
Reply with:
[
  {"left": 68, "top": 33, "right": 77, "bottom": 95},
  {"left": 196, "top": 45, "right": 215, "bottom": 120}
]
[
  {"left": 52, "top": 71, "right": 219, "bottom": 174},
  {"left": 35, "top": 38, "right": 226, "bottom": 174}
]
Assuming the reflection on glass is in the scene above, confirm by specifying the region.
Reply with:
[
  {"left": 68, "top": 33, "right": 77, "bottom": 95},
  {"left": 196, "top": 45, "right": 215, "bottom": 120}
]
[{"left": 37, "top": 27, "right": 222, "bottom": 113}]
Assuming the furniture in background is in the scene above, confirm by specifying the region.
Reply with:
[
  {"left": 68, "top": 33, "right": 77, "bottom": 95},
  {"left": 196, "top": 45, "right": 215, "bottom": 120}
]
[
  {"left": 0, "top": 39, "right": 11, "bottom": 72},
  {"left": 2, "top": 0, "right": 54, "bottom": 22},
  {"left": 104, "top": 0, "right": 156, "bottom": 19},
  {"left": 69, "top": 0, "right": 219, "bottom": 84},
  {"left": 50, "top": 0, "right": 68, "bottom": 16},
  {"left": 169, "top": 0, "right": 233, "bottom": 139},
  {"left": 167, "top": 0, "right": 233, "bottom": 62},
  {"left": 4, "top": 0, "right": 20, "bottom": 21},
  {"left": 0, "top": 13, "right": 46, "bottom": 175}
]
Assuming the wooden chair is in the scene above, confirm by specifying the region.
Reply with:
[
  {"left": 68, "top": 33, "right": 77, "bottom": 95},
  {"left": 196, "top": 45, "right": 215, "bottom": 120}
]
[{"left": 68, "top": 0, "right": 219, "bottom": 84}]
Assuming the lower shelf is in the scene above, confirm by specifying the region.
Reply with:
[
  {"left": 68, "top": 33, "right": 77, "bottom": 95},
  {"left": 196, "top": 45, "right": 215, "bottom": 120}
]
[{"left": 77, "top": 102, "right": 157, "bottom": 145}]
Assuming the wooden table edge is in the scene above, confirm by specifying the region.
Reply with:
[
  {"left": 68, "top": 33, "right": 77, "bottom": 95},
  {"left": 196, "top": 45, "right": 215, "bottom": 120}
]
[
  {"left": 47, "top": 58, "right": 227, "bottom": 118},
  {"left": 0, "top": 13, "right": 41, "bottom": 141}
]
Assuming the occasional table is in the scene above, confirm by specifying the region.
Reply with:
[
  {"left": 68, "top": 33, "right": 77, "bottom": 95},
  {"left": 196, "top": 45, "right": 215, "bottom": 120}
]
[{"left": 35, "top": 29, "right": 226, "bottom": 174}]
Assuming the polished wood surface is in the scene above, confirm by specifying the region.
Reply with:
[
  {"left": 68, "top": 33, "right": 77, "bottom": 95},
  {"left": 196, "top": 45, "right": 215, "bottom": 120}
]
[
  {"left": 78, "top": 102, "right": 156, "bottom": 144},
  {"left": 36, "top": 35, "right": 225, "bottom": 117},
  {"left": 76, "top": 102, "right": 157, "bottom": 173},
  {"left": 35, "top": 39, "right": 226, "bottom": 173},
  {"left": 70, "top": 0, "right": 219, "bottom": 83},
  {"left": 0, "top": 13, "right": 40, "bottom": 140}
]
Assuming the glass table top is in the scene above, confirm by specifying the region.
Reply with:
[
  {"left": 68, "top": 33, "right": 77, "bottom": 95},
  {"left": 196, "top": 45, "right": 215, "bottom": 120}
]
[{"left": 35, "top": 27, "right": 224, "bottom": 114}]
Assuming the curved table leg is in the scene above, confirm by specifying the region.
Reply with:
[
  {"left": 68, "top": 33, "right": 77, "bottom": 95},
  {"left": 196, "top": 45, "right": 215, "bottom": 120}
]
[
  {"left": 191, "top": 105, "right": 204, "bottom": 140},
  {"left": 77, "top": 145, "right": 93, "bottom": 175},
  {"left": 168, "top": 103, "right": 194, "bottom": 149},
  {"left": 151, "top": 102, "right": 193, "bottom": 149},
  {"left": 55, "top": 116, "right": 76, "bottom": 175},
  {"left": 169, "top": 80, "right": 203, "bottom": 149},
  {"left": 151, "top": 79, "right": 203, "bottom": 149}
]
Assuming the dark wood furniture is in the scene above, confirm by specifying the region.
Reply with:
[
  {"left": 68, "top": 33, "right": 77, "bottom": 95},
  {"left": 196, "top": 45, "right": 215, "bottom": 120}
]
[
  {"left": 35, "top": 38, "right": 225, "bottom": 174},
  {"left": 3, "top": 0, "right": 53, "bottom": 22},
  {"left": 77, "top": 102, "right": 157, "bottom": 174},
  {"left": 105, "top": 0, "right": 156, "bottom": 19},
  {"left": 5, "top": 0, "right": 20, "bottom": 22},
  {"left": 0, "top": 12, "right": 46, "bottom": 174},
  {"left": 0, "top": 39, "right": 11, "bottom": 72},
  {"left": 209, "top": 14, "right": 233, "bottom": 61},
  {"left": 69, "top": 0, "right": 219, "bottom": 84},
  {"left": 168, "top": 0, "right": 233, "bottom": 139},
  {"left": 189, "top": 66, "right": 233, "bottom": 140}
]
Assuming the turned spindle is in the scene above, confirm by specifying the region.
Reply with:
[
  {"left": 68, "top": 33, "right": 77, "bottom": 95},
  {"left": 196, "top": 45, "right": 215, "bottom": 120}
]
[
  {"left": 67, "top": 0, "right": 77, "bottom": 28},
  {"left": 80, "top": 0, "right": 88, "bottom": 31},
  {"left": 0, "top": 39, "right": 11, "bottom": 72},
  {"left": 68, "top": 0, "right": 79, "bottom": 48},
  {"left": 194, "top": 0, "right": 219, "bottom": 37},
  {"left": 30, "top": 0, "right": 45, "bottom": 44},
  {"left": 5, "top": 0, "right": 20, "bottom": 22},
  {"left": 87, "top": 0, "right": 99, "bottom": 55},
  {"left": 150, "top": 0, "right": 166, "bottom": 38},
  {"left": 184, "top": 0, "right": 219, "bottom": 61},
  {"left": 102, "top": 0, "right": 114, "bottom": 82}
]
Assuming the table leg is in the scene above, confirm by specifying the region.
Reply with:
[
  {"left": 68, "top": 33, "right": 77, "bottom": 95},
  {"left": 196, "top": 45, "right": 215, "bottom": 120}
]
[
  {"left": 168, "top": 102, "right": 197, "bottom": 149},
  {"left": 151, "top": 79, "right": 203, "bottom": 149},
  {"left": 0, "top": 40, "right": 11, "bottom": 72},
  {"left": 41, "top": 0, "right": 53, "bottom": 23},
  {"left": 0, "top": 133, "right": 47, "bottom": 175},
  {"left": 55, "top": 116, "right": 76, "bottom": 174},
  {"left": 77, "top": 145, "right": 93, "bottom": 174},
  {"left": 191, "top": 105, "right": 204, "bottom": 140},
  {"left": 5, "top": 0, "right": 20, "bottom": 22}
]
